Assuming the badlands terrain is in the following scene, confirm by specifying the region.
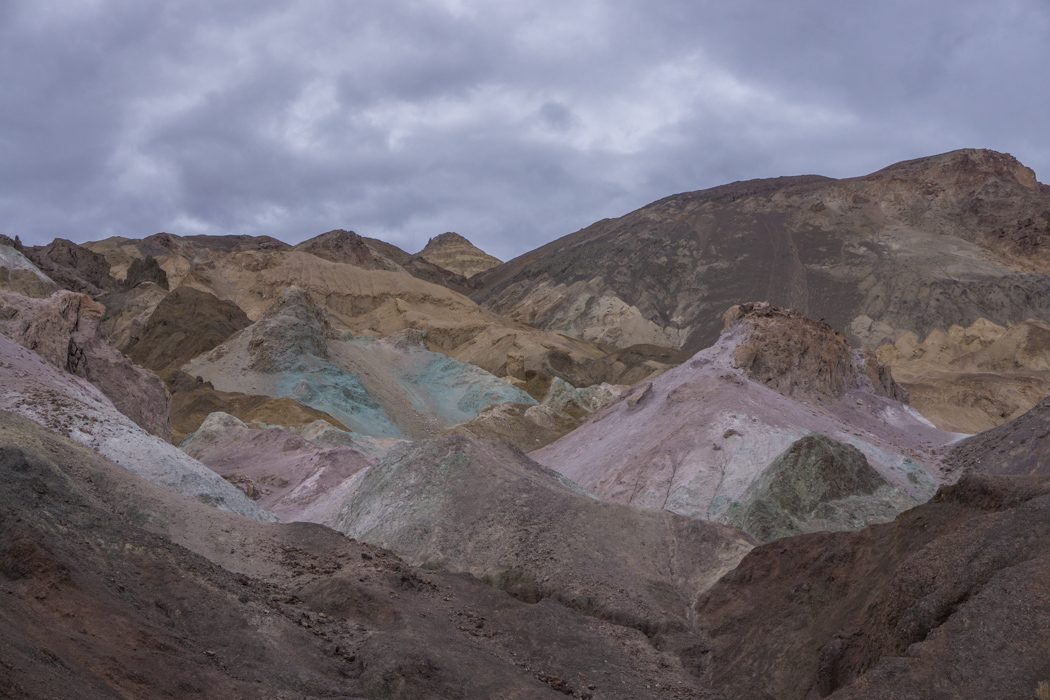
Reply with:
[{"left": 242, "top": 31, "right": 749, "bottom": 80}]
[{"left": 1, "top": 148, "right": 1049, "bottom": 698}]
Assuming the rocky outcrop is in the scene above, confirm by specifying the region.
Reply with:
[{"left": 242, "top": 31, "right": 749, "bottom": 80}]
[
  {"left": 122, "top": 255, "right": 168, "bottom": 289},
  {"left": 724, "top": 434, "right": 913, "bottom": 541},
  {"left": 417, "top": 232, "right": 501, "bottom": 278},
  {"left": 0, "top": 243, "right": 57, "bottom": 298},
  {"left": 0, "top": 290, "right": 170, "bottom": 438},
  {"left": 24, "top": 238, "right": 115, "bottom": 295},
  {"left": 123, "top": 286, "right": 250, "bottom": 377},
  {"left": 331, "top": 435, "right": 754, "bottom": 635},
  {"left": 693, "top": 473, "right": 1050, "bottom": 699},
  {"left": 476, "top": 149, "right": 1050, "bottom": 352},
  {"left": 724, "top": 302, "right": 903, "bottom": 402}
]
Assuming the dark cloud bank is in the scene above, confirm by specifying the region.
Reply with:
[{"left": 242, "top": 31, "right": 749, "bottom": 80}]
[{"left": 2, "top": 1, "right": 1047, "bottom": 259}]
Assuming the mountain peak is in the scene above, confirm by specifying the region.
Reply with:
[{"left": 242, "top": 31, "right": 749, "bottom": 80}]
[
  {"left": 418, "top": 232, "right": 500, "bottom": 278},
  {"left": 870, "top": 148, "right": 1039, "bottom": 190}
]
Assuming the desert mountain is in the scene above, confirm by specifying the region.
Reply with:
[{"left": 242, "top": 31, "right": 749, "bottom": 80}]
[
  {"left": 418, "top": 231, "right": 502, "bottom": 278},
  {"left": 534, "top": 303, "right": 952, "bottom": 533},
  {"left": 86, "top": 231, "right": 667, "bottom": 397},
  {"left": 475, "top": 149, "right": 1050, "bottom": 352},
  {"left": 693, "top": 473, "right": 1050, "bottom": 699}
]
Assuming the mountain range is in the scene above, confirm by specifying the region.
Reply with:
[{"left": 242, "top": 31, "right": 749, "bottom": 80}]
[{"left": 1, "top": 148, "right": 1049, "bottom": 699}]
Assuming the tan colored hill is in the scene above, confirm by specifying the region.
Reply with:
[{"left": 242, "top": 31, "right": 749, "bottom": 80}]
[
  {"left": 475, "top": 149, "right": 1050, "bottom": 352},
  {"left": 418, "top": 231, "right": 501, "bottom": 277},
  {"left": 877, "top": 317, "right": 1050, "bottom": 432}
]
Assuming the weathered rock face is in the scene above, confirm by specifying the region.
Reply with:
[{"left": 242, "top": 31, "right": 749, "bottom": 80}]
[
  {"left": 724, "top": 434, "right": 912, "bottom": 542},
  {"left": 534, "top": 304, "right": 947, "bottom": 523},
  {"left": 331, "top": 435, "right": 754, "bottom": 636},
  {"left": 693, "top": 473, "right": 1050, "bottom": 700},
  {"left": 724, "top": 302, "right": 903, "bottom": 403},
  {"left": 475, "top": 149, "right": 1050, "bottom": 352},
  {"left": 878, "top": 317, "right": 1050, "bottom": 433},
  {"left": 418, "top": 232, "right": 501, "bottom": 278},
  {"left": 0, "top": 243, "right": 57, "bottom": 298},
  {"left": 0, "top": 290, "right": 170, "bottom": 438},
  {"left": 123, "top": 286, "right": 250, "bottom": 377},
  {"left": 944, "top": 397, "right": 1050, "bottom": 477},
  {"left": 24, "top": 238, "right": 115, "bottom": 295},
  {"left": 0, "top": 412, "right": 717, "bottom": 700},
  {"left": 0, "top": 338, "right": 261, "bottom": 517}
]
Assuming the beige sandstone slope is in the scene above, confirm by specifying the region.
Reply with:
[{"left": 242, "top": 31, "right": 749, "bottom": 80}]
[
  {"left": 417, "top": 231, "right": 502, "bottom": 277},
  {"left": 476, "top": 149, "right": 1050, "bottom": 352},
  {"left": 877, "top": 318, "right": 1050, "bottom": 433}
]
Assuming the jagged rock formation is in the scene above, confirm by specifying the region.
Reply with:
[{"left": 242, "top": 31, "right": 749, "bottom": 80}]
[
  {"left": 23, "top": 238, "right": 115, "bottom": 295},
  {"left": 476, "top": 149, "right": 1050, "bottom": 352},
  {"left": 293, "top": 228, "right": 404, "bottom": 270},
  {"left": 0, "top": 242, "right": 57, "bottom": 297},
  {"left": 0, "top": 412, "right": 716, "bottom": 699},
  {"left": 0, "top": 290, "right": 170, "bottom": 438},
  {"left": 0, "top": 337, "right": 263, "bottom": 518},
  {"left": 418, "top": 232, "right": 501, "bottom": 278},
  {"left": 724, "top": 435, "right": 913, "bottom": 542},
  {"left": 330, "top": 435, "right": 754, "bottom": 636},
  {"left": 944, "top": 396, "right": 1050, "bottom": 477},
  {"left": 123, "top": 286, "right": 250, "bottom": 377},
  {"left": 534, "top": 304, "right": 950, "bottom": 523},
  {"left": 184, "top": 288, "right": 537, "bottom": 438},
  {"left": 693, "top": 473, "right": 1050, "bottom": 699},
  {"left": 877, "top": 317, "right": 1050, "bottom": 432}
]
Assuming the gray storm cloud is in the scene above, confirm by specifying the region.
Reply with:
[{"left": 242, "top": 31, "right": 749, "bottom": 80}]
[{"left": 1, "top": 0, "right": 1046, "bottom": 258}]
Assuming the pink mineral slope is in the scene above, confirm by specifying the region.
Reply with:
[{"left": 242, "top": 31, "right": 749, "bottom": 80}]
[
  {"left": 180, "top": 412, "right": 381, "bottom": 521},
  {"left": 0, "top": 333, "right": 269, "bottom": 520},
  {"left": 532, "top": 312, "right": 963, "bottom": 522}
]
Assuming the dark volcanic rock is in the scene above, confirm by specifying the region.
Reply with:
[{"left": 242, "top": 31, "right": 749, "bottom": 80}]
[
  {"left": 123, "top": 255, "right": 168, "bottom": 289},
  {"left": 944, "top": 396, "right": 1050, "bottom": 477},
  {"left": 24, "top": 238, "right": 115, "bottom": 295},
  {"left": 693, "top": 473, "right": 1050, "bottom": 699},
  {"left": 724, "top": 434, "right": 910, "bottom": 542},
  {"left": 123, "top": 286, "right": 249, "bottom": 376}
]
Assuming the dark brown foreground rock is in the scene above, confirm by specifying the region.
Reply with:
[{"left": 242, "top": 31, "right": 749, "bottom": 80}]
[
  {"left": 0, "top": 411, "right": 716, "bottom": 699},
  {"left": 944, "top": 396, "right": 1050, "bottom": 477},
  {"left": 693, "top": 473, "right": 1050, "bottom": 699}
]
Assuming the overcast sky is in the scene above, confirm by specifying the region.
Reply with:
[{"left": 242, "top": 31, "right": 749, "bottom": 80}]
[{"left": 2, "top": 1, "right": 1047, "bottom": 259}]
